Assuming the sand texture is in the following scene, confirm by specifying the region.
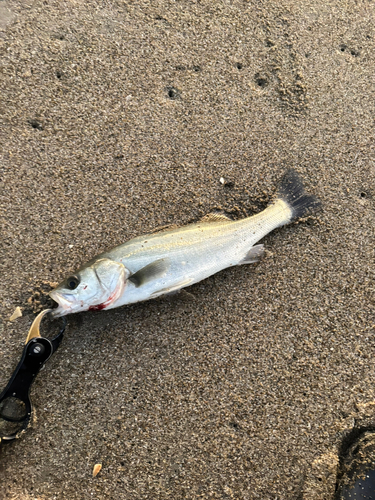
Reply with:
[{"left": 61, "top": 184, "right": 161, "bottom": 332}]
[{"left": 0, "top": 0, "right": 374, "bottom": 499}]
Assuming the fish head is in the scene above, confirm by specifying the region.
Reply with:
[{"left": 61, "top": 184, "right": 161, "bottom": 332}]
[{"left": 49, "top": 258, "right": 128, "bottom": 317}]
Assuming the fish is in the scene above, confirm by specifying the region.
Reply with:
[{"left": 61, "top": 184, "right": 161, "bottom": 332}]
[{"left": 49, "top": 170, "right": 321, "bottom": 317}]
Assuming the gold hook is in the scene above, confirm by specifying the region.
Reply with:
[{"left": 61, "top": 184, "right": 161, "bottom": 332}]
[{"left": 25, "top": 309, "right": 52, "bottom": 344}]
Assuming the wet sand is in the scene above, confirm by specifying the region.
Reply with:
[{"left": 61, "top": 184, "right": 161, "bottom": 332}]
[{"left": 0, "top": 1, "right": 374, "bottom": 499}]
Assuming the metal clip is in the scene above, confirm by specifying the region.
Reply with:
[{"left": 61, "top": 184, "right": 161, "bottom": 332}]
[{"left": 0, "top": 310, "right": 66, "bottom": 444}]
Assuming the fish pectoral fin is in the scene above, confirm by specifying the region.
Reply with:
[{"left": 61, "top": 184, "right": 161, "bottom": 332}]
[
  {"left": 149, "top": 279, "right": 193, "bottom": 299},
  {"left": 128, "top": 258, "right": 170, "bottom": 287},
  {"left": 199, "top": 211, "right": 233, "bottom": 223},
  {"left": 238, "top": 244, "right": 265, "bottom": 265}
]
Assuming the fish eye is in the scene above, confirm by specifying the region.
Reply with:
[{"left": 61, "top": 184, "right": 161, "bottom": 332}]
[{"left": 66, "top": 276, "right": 80, "bottom": 290}]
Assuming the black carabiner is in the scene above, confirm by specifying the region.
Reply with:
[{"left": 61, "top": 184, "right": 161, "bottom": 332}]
[{"left": 0, "top": 310, "right": 66, "bottom": 444}]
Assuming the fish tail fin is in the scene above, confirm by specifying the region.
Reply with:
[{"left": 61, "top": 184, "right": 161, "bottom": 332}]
[{"left": 276, "top": 169, "right": 321, "bottom": 221}]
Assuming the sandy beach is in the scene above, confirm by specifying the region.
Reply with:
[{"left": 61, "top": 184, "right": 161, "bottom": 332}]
[{"left": 0, "top": 1, "right": 374, "bottom": 498}]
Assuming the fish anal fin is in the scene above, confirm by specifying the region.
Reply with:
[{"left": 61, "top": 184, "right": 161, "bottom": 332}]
[
  {"left": 238, "top": 244, "right": 265, "bottom": 265},
  {"left": 199, "top": 211, "right": 232, "bottom": 223},
  {"left": 128, "top": 259, "right": 170, "bottom": 287}
]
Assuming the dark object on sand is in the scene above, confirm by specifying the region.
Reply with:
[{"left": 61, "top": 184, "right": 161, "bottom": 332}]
[
  {"left": 336, "top": 430, "right": 375, "bottom": 499},
  {"left": 0, "top": 310, "right": 66, "bottom": 444}
]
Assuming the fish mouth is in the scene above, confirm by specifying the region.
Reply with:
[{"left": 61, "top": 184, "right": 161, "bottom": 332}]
[{"left": 49, "top": 290, "right": 73, "bottom": 317}]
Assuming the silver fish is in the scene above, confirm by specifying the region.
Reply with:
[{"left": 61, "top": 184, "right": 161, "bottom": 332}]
[{"left": 49, "top": 170, "right": 320, "bottom": 317}]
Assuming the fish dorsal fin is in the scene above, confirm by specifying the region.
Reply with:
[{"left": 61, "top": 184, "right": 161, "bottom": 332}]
[
  {"left": 199, "top": 211, "right": 232, "bottom": 223},
  {"left": 128, "top": 258, "right": 170, "bottom": 287},
  {"left": 149, "top": 224, "right": 180, "bottom": 234}
]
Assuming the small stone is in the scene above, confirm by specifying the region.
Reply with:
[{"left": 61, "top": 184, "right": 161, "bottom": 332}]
[
  {"left": 219, "top": 177, "right": 225, "bottom": 184},
  {"left": 93, "top": 463, "right": 102, "bottom": 477}
]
